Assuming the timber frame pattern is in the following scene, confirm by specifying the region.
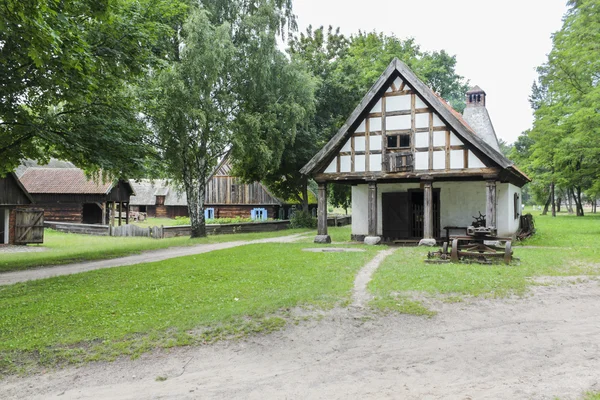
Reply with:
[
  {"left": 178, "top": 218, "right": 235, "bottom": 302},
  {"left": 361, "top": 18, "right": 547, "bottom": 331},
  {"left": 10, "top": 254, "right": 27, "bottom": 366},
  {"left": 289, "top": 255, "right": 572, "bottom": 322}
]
[{"left": 301, "top": 58, "right": 530, "bottom": 244}]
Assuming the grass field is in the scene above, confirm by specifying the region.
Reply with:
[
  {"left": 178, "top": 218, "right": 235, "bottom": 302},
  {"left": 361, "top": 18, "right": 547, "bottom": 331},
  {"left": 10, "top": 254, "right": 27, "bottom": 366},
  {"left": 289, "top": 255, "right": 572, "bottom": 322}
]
[
  {"left": 368, "top": 212, "right": 600, "bottom": 315},
  {"left": 0, "top": 235, "right": 376, "bottom": 375},
  {"left": 0, "top": 228, "right": 310, "bottom": 273}
]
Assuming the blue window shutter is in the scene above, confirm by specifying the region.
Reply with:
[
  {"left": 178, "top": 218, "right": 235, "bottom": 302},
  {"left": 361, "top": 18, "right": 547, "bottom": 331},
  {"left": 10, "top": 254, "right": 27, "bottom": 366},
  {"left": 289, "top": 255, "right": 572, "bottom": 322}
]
[{"left": 251, "top": 209, "right": 256, "bottom": 220}]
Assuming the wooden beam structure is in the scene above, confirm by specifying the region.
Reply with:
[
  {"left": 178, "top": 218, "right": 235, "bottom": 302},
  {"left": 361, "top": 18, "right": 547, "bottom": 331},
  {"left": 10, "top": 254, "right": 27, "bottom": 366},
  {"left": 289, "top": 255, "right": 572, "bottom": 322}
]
[
  {"left": 423, "top": 180, "right": 433, "bottom": 239},
  {"left": 486, "top": 180, "right": 497, "bottom": 228},
  {"left": 367, "top": 181, "right": 377, "bottom": 237},
  {"left": 314, "top": 182, "right": 331, "bottom": 243}
]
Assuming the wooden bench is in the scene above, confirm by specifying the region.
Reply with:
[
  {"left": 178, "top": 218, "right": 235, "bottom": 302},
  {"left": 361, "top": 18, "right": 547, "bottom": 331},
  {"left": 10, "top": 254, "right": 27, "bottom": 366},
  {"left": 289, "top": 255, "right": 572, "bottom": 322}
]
[{"left": 443, "top": 226, "right": 468, "bottom": 244}]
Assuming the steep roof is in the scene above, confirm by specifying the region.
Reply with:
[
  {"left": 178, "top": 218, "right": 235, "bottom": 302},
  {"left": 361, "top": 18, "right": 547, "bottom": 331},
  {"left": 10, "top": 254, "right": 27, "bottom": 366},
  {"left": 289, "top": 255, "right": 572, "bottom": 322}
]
[
  {"left": 466, "top": 85, "right": 486, "bottom": 94},
  {"left": 19, "top": 168, "right": 133, "bottom": 195},
  {"left": 301, "top": 58, "right": 516, "bottom": 176},
  {"left": 0, "top": 173, "right": 34, "bottom": 205}
]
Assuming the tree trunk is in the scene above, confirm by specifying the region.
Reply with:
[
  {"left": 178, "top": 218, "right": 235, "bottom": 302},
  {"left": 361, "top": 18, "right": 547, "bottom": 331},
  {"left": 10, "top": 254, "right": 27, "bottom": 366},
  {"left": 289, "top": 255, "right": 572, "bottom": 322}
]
[
  {"left": 183, "top": 168, "right": 207, "bottom": 238},
  {"left": 542, "top": 193, "right": 551, "bottom": 215},
  {"left": 576, "top": 186, "right": 584, "bottom": 217},
  {"left": 567, "top": 188, "right": 574, "bottom": 214},
  {"left": 551, "top": 182, "right": 556, "bottom": 217},
  {"left": 556, "top": 196, "right": 561, "bottom": 212},
  {"left": 301, "top": 177, "right": 309, "bottom": 213}
]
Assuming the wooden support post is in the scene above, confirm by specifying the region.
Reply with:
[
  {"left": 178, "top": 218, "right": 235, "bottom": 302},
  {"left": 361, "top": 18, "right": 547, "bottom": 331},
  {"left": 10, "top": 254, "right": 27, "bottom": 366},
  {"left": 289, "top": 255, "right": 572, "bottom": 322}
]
[
  {"left": 486, "top": 180, "right": 497, "bottom": 229},
  {"left": 125, "top": 202, "right": 130, "bottom": 225},
  {"left": 118, "top": 202, "right": 122, "bottom": 226},
  {"left": 102, "top": 202, "right": 107, "bottom": 225},
  {"left": 364, "top": 180, "right": 380, "bottom": 245},
  {"left": 315, "top": 182, "right": 331, "bottom": 243},
  {"left": 419, "top": 179, "right": 436, "bottom": 246},
  {"left": 367, "top": 181, "right": 377, "bottom": 237},
  {"left": 110, "top": 202, "right": 116, "bottom": 227}
]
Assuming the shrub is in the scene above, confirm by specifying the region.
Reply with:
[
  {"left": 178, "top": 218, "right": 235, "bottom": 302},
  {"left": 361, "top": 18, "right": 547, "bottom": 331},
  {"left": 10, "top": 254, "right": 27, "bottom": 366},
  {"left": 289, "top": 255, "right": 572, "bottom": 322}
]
[{"left": 289, "top": 211, "right": 317, "bottom": 229}]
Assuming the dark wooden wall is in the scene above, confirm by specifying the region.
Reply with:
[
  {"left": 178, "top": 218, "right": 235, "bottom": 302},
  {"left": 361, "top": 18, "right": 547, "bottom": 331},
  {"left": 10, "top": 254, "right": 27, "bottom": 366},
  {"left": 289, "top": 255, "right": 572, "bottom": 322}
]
[
  {"left": 0, "top": 175, "right": 31, "bottom": 206},
  {"left": 37, "top": 203, "right": 83, "bottom": 223},
  {"left": 205, "top": 176, "right": 281, "bottom": 205}
]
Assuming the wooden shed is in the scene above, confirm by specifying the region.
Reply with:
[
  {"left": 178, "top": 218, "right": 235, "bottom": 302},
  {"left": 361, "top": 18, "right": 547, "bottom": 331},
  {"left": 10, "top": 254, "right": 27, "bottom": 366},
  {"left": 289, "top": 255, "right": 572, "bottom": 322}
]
[
  {"left": 0, "top": 173, "right": 44, "bottom": 245},
  {"left": 19, "top": 168, "right": 134, "bottom": 225},
  {"left": 130, "top": 157, "right": 316, "bottom": 220}
]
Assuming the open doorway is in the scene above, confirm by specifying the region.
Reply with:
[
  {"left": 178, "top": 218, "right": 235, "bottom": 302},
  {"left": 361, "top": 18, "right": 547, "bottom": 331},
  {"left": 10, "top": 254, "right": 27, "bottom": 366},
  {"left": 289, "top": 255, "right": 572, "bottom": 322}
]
[
  {"left": 0, "top": 209, "right": 8, "bottom": 244},
  {"left": 82, "top": 203, "right": 103, "bottom": 224},
  {"left": 382, "top": 190, "right": 440, "bottom": 241}
]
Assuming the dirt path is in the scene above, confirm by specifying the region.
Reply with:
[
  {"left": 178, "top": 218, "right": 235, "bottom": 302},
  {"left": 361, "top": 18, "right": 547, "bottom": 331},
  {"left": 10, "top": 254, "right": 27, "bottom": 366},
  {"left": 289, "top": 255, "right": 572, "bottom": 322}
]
[
  {"left": 0, "top": 233, "right": 307, "bottom": 286},
  {"left": 352, "top": 247, "right": 397, "bottom": 308},
  {"left": 2, "top": 268, "right": 600, "bottom": 399}
]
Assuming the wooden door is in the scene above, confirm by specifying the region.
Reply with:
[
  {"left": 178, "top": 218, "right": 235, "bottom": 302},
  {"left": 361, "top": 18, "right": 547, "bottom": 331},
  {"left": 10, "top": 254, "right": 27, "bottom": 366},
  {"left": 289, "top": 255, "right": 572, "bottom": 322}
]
[
  {"left": 410, "top": 191, "right": 440, "bottom": 239},
  {"left": 15, "top": 208, "right": 44, "bottom": 244},
  {"left": 382, "top": 193, "right": 411, "bottom": 240}
]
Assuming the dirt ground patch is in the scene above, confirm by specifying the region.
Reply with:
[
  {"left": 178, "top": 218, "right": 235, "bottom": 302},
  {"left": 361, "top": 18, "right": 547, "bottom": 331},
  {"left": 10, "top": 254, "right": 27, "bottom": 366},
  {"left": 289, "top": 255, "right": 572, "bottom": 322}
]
[{"left": 2, "top": 277, "right": 599, "bottom": 399}]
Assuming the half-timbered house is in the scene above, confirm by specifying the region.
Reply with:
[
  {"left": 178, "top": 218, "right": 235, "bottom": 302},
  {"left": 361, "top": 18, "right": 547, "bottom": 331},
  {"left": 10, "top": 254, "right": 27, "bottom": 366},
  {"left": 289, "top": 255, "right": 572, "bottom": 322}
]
[
  {"left": 19, "top": 168, "right": 134, "bottom": 225},
  {"left": 301, "top": 58, "right": 529, "bottom": 245}
]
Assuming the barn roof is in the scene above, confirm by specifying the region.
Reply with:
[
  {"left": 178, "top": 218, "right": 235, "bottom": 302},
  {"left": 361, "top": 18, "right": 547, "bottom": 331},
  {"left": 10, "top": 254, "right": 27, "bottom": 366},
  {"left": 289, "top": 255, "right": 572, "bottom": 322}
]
[
  {"left": 129, "top": 180, "right": 188, "bottom": 206},
  {"left": 301, "top": 58, "right": 522, "bottom": 179},
  {"left": 19, "top": 168, "right": 133, "bottom": 195}
]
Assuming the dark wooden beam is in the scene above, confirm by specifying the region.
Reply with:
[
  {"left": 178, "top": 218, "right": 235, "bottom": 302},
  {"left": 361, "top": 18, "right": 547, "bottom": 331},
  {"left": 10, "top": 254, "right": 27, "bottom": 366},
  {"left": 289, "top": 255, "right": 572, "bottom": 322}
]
[
  {"left": 368, "top": 181, "right": 377, "bottom": 237},
  {"left": 486, "top": 180, "right": 497, "bottom": 228}
]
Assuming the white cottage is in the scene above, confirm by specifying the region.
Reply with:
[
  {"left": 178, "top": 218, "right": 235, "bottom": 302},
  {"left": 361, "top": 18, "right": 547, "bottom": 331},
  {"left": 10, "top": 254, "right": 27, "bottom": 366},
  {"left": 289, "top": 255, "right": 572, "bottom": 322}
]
[{"left": 301, "top": 58, "right": 529, "bottom": 245}]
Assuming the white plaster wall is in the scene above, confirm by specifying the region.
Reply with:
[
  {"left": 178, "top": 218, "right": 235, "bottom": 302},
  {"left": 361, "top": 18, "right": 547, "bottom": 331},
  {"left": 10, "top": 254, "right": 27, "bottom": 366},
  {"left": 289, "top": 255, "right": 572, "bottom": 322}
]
[
  {"left": 496, "top": 183, "right": 521, "bottom": 237},
  {"left": 437, "top": 182, "right": 486, "bottom": 233},
  {"left": 370, "top": 154, "right": 382, "bottom": 172},
  {"left": 351, "top": 185, "right": 369, "bottom": 236},
  {"left": 351, "top": 181, "right": 520, "bottom": 238},
  {"left": 386, "top": 95, "right": 411, "bottom": 112}
]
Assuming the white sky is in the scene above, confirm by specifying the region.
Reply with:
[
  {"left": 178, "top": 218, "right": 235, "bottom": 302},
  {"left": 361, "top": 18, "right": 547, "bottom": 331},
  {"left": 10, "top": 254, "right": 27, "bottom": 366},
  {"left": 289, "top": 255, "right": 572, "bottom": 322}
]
[{"left": 292, "top": 0, "right": 568, "bottom": 144}]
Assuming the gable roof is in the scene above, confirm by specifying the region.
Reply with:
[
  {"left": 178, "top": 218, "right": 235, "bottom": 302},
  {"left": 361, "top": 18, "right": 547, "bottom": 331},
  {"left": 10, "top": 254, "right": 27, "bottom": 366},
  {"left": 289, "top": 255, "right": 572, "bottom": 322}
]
[
  {"left": 129, "top": 180, "right": 188, "bottom": 206},
  {"left": 301, "top": 58, "right": 516, "bottom": 176},
  {"left": 0, "top": 173, "right": 34, "bottom": 205},
  {"left": 19, "top": 168, "right": 133, "bottom": 195}
]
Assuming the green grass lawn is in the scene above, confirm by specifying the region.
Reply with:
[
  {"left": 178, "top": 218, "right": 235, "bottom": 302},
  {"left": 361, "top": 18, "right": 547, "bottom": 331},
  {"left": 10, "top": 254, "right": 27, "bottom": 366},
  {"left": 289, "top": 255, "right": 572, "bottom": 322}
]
[
  {"left": 1, "top": 228, "right": 311, "bottom": 273},
  {"left": 368, "top": 212, "right": 600, "bottom": 315},
  {"left": 0, "top": 238, "right": 377, "bottom": 375}
]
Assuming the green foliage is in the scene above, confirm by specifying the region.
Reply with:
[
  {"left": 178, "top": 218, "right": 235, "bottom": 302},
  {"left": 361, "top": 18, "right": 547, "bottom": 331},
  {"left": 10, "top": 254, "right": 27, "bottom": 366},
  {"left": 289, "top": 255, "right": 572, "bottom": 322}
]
[
  {"left": 523, "top": 0, "right": 600, "bottom": 213},
  {"left": 0, "top": 243, "right": 376, "bottom": 374},
  {"left": 0, "top": 0, "right": 186, "bottom": 176},
  {"left": 289, "top": 211, "right": 317, "bottom": 229},
  {"left": 174, "top": 216, "right": 269, "bottom": 225},
  {"left": 329, "top": 184, "right": 351, "bottom": 213}
]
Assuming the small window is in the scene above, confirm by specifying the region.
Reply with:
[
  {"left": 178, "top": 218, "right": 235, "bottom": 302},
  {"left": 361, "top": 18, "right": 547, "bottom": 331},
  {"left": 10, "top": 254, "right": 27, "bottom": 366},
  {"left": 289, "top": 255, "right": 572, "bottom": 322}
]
[
  {"left": 251, "top": 208, "right": 267, "bottom": 221},
  {"left": 387, "top": 134, "right": 410, "bottom": 149},
  {"left": 204, "top": 208, "right": 215, "bottom": 220},
  {"left": 387, "top": 135, "right": 397, "bottom": 148}
]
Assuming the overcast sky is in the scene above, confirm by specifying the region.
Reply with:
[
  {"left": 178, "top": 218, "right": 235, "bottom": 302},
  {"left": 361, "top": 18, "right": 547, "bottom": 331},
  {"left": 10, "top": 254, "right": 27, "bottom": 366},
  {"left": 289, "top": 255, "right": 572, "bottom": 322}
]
[{"left": 292, "top": 0, "right": 568, "bottom": 144}]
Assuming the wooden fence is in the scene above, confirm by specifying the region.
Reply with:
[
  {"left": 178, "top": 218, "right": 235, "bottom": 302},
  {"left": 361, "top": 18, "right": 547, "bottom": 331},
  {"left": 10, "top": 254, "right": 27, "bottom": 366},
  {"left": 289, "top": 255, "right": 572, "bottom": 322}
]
[{"left": 45, "top": 220, "right": 291, "bottom": 239}]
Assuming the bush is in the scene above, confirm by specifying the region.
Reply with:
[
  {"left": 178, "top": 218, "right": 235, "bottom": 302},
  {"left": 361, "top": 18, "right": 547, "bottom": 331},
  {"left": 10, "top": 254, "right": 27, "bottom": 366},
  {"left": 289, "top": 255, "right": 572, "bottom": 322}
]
[
  {"left": 289, "top": 211, "right": 317, "bottom": 229},
  {"left": 174, "top": 216, "right": 266, "bottom": 225}
]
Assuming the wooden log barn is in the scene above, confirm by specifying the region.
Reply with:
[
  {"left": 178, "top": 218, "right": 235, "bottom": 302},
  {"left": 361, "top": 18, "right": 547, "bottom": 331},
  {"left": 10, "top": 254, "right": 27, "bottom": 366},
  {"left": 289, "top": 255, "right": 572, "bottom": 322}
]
[
  {"left": 0, "top": 173, "right": 44, "bottom": 245},
  {"left": 301, "top": 58, "right": 530, "bottom": 245},
  {"left": 130, "top": 157, "right": 317, "bottom": 220},
  {"left": 18, "top": 168, "right": 134, "bottom": 226}
]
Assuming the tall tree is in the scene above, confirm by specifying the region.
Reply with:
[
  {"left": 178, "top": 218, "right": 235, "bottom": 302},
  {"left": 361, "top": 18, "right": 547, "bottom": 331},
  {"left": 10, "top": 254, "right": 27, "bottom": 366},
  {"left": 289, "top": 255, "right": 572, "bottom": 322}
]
[
  {"left": 143, "top": 1, "right": 311, "bottom": 237},
  {"left": 528, "top": 0, "right": 600, "bottom": 216},
  {"left": 0, "top": 0, "right": 185, "bottom": 176}
]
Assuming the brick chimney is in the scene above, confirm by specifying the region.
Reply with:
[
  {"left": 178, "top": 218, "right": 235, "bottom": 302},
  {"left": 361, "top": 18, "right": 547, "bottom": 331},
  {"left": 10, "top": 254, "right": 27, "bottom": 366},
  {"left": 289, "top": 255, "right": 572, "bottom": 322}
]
[
  {"left": 462, "top": 85, "right": 501, "bottom": 152},
  {"left": 466, "top": 85, "right": 486, "bottom": 108}
]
